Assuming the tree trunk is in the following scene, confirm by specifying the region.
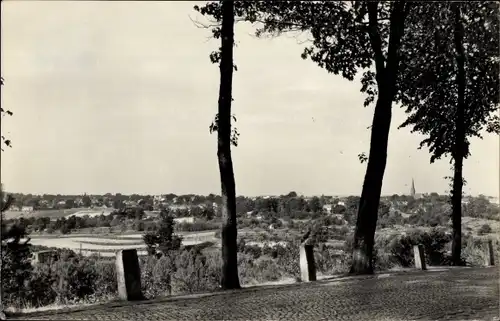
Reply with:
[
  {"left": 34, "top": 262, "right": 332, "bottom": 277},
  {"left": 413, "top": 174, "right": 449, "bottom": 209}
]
[
  {"left": 451, "top": 2, "right": 466, "bottom": 266},
  {"left": 218, "top": 0, "right": 240, "bottom": 290},
  {"left": 350, "top": 88, "right": 393, "bottom": 275},
  {"left": 350, "top": 1, "right": 408, "bottom": 275}
]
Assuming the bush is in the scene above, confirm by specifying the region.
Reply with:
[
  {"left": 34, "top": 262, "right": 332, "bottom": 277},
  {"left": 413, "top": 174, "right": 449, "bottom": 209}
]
[
  {"left": 93, "top": 260, "right": 117, "bottom": 298},
  {"left": 342, "top": 229, "right": 452, "bottom": 271},
  {"left": 315, "top": 244, "right": 349, "bottom": 274},
  {"left": 275, "top": 243, "right": 300, "bottom": 278},
  {"left": 140, "top": 255, "right": 174, "bottom": 298},
  {"left": 140, "top": 249, "right": 220, "bottom": 297},
  {"left": 461, "top": 237, "right": 488, "bottom": 266},
  {"left": 172, "top": 250, "right": 220, "bottom": 294},
  {"left": 143, "top": 210, "right": 182, "bottom": 256},
  {"left": 388, "top": 229, "right": 451, "bottom": 267},
  {"left": 15, "top": 256, "right": 117, "bottom": 309},
  {"left": 237, "top": 240, "right": 263, "bottom": 259},
  {"left": 461, "top": 235, "right": 500, "bottom": 266},
  {"left": 378, "top": 211, "right": 405, "bottom": 228},
  {"left": 1, "top": 222, "right": 33, "bottom": 308},
  {"left": 478, "top": 224, "right": 492, "bottom": 235},
  {"left": 50, "top": 258, "right": 99, "bottom": 304}
]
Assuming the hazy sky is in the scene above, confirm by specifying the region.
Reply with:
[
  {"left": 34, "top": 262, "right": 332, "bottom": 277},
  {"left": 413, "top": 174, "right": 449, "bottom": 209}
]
[{"left": 1, "top": 1, "right": 498, "bottom": 197}]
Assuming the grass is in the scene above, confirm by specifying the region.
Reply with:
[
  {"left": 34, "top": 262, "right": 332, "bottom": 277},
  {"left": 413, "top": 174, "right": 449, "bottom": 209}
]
[
  {"left": 5, "top": 300, "right": 104, "bottom": 315},
  {"left": 28, "top": 230, "right": 220, "bottom": 257},
  {"left": 3, "top": 208, "right": 84, "bottom": 220},
  {"left": 77, "top": 240, "right": 145, "bottom": 246}
]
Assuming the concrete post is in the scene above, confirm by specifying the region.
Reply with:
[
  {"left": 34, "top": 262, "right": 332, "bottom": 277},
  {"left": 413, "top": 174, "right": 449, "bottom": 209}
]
[
  {"left": 115, "top": 249, "right": 143, "bottom": 301},
  {"left": 485, "top": 239, "right": 495, "bottom": 266},
  {"left": 299, "top": 240, "right": 316, "bottom": 282},
  {"left": 413, "top": 244, "right": 427, "bottom": 270}
]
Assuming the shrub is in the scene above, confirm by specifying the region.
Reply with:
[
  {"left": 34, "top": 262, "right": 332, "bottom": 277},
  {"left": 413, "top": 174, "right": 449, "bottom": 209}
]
[
  {"left": 461, "top": 235, "right": 500, "bottom": 266},
  {"left": 93, "top": 260, "right": 117, "bottom": 298},
  {"left": 238, "top": 240, "right": 262, "bottom": 259},
  {"left": 51, "top": 258, "right": 99, "bottom": 304},
  {"left": 1, "top": 222, "right": 33, "bottom": 308},
  {"left": 342, "top": 229, "right": 452, "bottom": 271},
  {"left": 172, "top": 250, "right": 220, "bottom": 294},
  {"left": 461, "top": 237, "right": 489, "bottom": 266},
  {"left": 238, "top": 253, "right": 286, "bottom": 284},
  {"left": 388, "top": 229, "right": 451, "bottom": 267},
  {"left": 378, "top": 211, "right": 405, "bottom": 228},
  {"left": 140, "top": 255, "right": 174, "bottom": 298},
  {"left": 25, "top": 262, "right": 58, "bottom": 307},
  {"left": 16, "top": 255, "right": 118, "bottom": 309},
  {"left": 143, "top": 210, "right": 182, "bottom": 256},
  {"left": 275, "top": 243, "right": 300, "bottom": 278},
  {"left": 140, "top": 249, "right": 220, "bottom": 297},
  {"left": 478, "top": 224, "right": 492, "bottom": 235},
  {"left": 315, "top": 244, "right": 349, "bottom": 274}
]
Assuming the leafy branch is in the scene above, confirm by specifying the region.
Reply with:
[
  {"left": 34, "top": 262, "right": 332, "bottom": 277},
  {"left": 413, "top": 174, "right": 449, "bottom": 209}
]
[
  {"left": 1, "top": 77, "right": 13, "bottom": 151},
  {"left": 209, "top": 113, "right": 240, "bottom": 147},
  {"left": 357, "top": 152, "right": 368, "bottom": 164}
]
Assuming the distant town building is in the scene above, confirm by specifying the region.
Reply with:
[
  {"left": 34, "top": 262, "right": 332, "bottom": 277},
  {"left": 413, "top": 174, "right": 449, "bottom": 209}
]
[
  {"left": 174, "top": 217, "right": 195, "bottom": 224},
  {"left": 322, "top": 204, "right": 332, "bottom": 213},
  {"left": 488, "top": 196, "right": 500, "bottom": 205},
  {"left": 21, "top": 206, "right": 34, "bottom": 212}
]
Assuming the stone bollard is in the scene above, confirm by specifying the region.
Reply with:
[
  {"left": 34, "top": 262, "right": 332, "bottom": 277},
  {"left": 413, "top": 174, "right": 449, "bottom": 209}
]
[
  {"left": 115, "top": 249, "right": 143, "bottom": 301},
  {"left": 299, "top": 239, "right": 316, "bottom": 282},
  {"left": 413, "top": 244, "right": 427, "bottom": 270},
  {"left": 485, "top": 239, "right": 495, "bottom": 266}
]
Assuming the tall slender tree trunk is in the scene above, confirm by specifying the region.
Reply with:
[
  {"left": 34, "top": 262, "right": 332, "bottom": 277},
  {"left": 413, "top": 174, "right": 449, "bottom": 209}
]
[
  {"left": 451, "top": 2, "right": 466, "bottom": 266},
  {"left": 218, "top": 0, "right": 240, "bottom": 290},
  {"left": 350, "top": 1, "right": 409, "bottom": 275}
]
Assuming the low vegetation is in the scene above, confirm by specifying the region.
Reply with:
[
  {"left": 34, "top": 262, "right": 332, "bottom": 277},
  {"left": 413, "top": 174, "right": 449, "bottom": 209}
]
[{"left": 2, "top": 193, "right": 499, "bottom": 312}]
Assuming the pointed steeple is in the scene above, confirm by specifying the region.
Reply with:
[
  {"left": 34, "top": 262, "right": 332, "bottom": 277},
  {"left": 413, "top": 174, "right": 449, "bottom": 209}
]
[{"left": 410, "top": 178, "right": 416, "bottom": 198}]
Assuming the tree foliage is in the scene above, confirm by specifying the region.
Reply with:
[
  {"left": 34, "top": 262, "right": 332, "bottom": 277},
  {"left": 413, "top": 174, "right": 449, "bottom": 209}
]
[
  {"left": 142, "top": 209, "right": 182, "bottom": 257},
  {"left": 194, "top": 4, "right": 241, "bottom": 148},
  {"left": 1, "top": 77, "right": 13, "bottom": 151},
  {"left": 396, "top": 2, "right": 499, "bottom": 163},
  {"left": 394, "top": 2, "right": 499, "bottom": 265},
  {"left": 209, "top": 113, "right": 240, "bottom": 147},
  {"left": 194, "top": 0, "right": 414, "bottom": 274},
  {"left": 1, "top": 184, "right": 32, "bottom": 309},
  {"left": 195, "top": 0, "right": 242, "bottom": 289}
]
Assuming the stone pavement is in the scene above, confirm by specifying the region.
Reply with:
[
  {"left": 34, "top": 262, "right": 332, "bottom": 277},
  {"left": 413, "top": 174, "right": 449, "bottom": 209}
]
[{"left": 11, "top": 267, "right": 500, "bottom": 321}]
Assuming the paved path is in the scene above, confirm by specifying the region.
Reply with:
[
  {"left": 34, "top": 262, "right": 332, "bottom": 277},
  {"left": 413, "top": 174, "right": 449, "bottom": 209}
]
[{"left": 13, "top": 267, "right": 500, "bottom": 321}]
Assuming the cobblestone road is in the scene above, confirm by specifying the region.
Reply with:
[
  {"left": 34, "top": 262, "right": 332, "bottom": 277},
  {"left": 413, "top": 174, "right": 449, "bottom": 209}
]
[{"left": 13, "top": 267, "right": 500, "bottom": 321}]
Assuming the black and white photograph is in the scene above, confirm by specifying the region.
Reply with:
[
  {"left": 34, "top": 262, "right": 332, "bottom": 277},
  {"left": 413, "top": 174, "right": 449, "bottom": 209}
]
[{"left": 0, "top": 1, "right": 499, "bottom": 320}]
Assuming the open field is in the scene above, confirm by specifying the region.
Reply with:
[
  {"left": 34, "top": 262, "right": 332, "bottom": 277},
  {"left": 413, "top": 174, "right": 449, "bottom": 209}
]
[
  {"left": 65, "top": 209, "right": 114, "bottom": 218},
  {"left": 462, "top": 216, "right": 500, "bottom": 234},
  {"left": 2, "top": 207, "right": 116, "bottom": 220},
  {"left": 3, "top": 208, "right": 84, "bottom": 220},
  {"left": 28, "top": 230, "right": 221, "bottom": 257}
]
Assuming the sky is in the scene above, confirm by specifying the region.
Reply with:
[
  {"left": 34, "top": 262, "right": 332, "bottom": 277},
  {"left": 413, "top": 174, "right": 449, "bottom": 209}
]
[{"left": 1, "top": 1, "right": 498, "bottom": 197}]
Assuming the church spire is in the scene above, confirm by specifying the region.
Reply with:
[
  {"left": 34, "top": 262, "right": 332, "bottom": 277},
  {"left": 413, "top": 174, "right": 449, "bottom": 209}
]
[{"left": 410, "top": 178, "right": 416, "bottom": 198}]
